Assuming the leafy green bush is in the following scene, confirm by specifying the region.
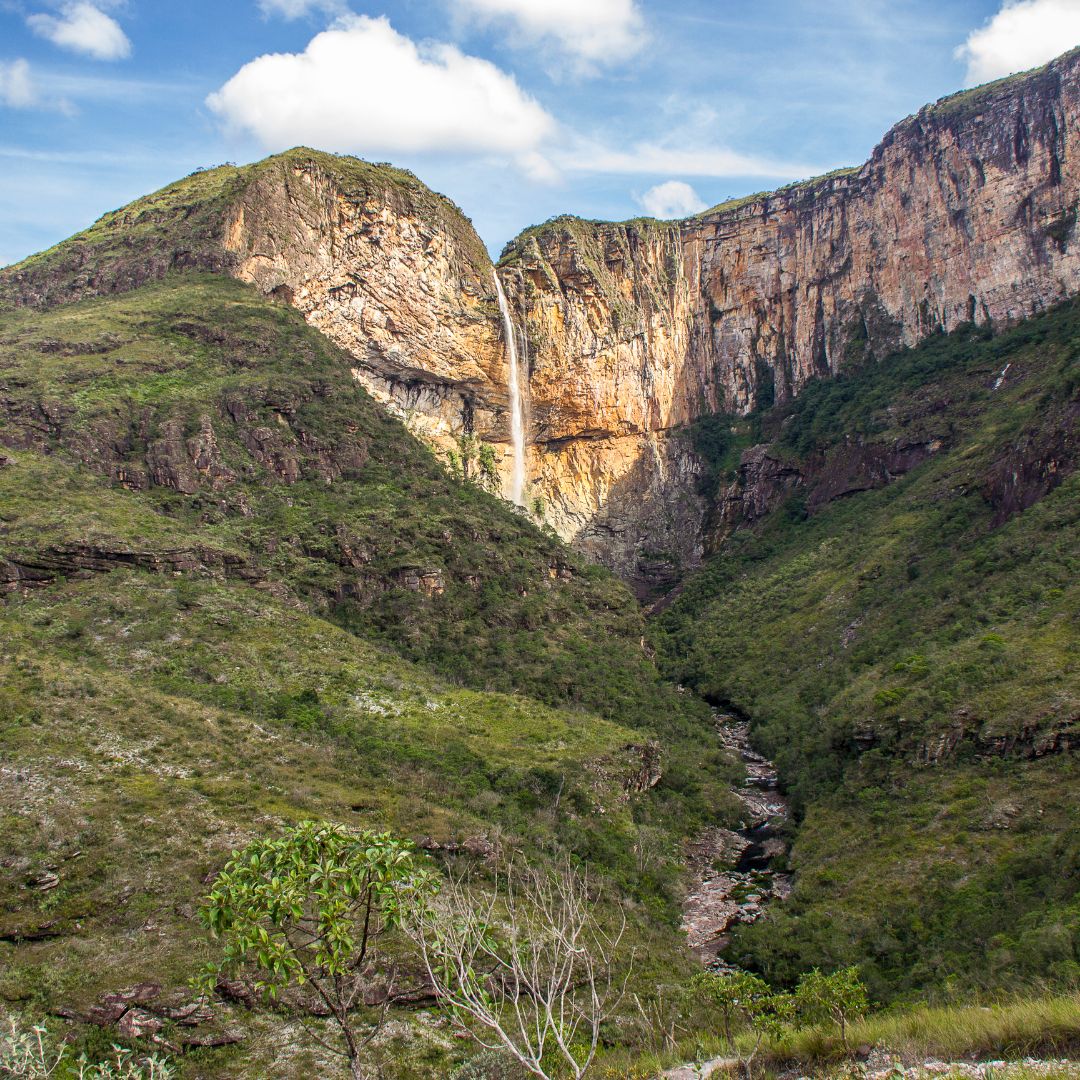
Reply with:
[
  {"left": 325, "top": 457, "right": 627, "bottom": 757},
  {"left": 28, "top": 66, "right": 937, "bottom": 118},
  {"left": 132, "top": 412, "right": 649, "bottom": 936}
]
[
  {"left": 202, "top": 822, "right": 435, "bottom": 1079},
  {"left": 793, "top": 967, "right": 869, "bottom": 1047},
  {"left": 0, "top": 1022, "right": 173, "bottom": 1080}
]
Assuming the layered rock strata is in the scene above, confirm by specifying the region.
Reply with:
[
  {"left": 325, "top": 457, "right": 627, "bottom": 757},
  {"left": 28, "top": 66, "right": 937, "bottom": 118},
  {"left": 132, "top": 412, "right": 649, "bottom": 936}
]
[
  {"left": 4, "top": 53, "right": 1079, "bottom": 586},
  {"left": 494, "top": 49, "right": 1080, "bottom": 584}
]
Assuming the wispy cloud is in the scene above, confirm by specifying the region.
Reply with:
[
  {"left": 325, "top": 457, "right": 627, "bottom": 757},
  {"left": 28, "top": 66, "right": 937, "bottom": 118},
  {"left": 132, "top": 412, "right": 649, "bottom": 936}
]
[
  {"left": 256, "top": 0, "right": 346, "bottom": 18},
  {"left": 556, "top": 138, "right": 824, "bottom": 180},
  {"left": 450, "top": 0, "right": 646, "bottom": 70},
  {"left": 0, "top": 59, "right": 37, "bottom": 109}
]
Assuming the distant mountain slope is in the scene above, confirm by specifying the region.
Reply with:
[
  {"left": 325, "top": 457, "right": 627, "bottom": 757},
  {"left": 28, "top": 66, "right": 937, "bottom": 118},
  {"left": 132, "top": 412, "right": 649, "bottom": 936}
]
[{"left": 651, "top": 296, "right": 1080, "bottom": 999}]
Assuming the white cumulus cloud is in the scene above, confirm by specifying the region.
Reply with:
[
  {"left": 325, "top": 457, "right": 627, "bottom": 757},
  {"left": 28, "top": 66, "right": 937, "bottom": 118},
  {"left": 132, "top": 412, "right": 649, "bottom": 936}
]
[
  {"left": 638, "top": 180, "right": 707, "bottom": 219},
  {"left": 27, "top": 2, "right": 131, "bottom": 61},
  {"left": 956, "top": 0, "right": 1080, "bottom": 86},
  {"left": 454, "top": 0, "right": 646, "bottom": 64},
  {"left": 207, "top": 16, "right": 556, "bottom": 160},
  {"left": 0, "top": 60, "right": 37, "bottom": 109}
]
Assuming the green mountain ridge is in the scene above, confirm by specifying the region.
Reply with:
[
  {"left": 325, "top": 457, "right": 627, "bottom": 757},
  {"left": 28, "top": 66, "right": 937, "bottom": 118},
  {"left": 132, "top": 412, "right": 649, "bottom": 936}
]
[
  {"left": 653, "top": 297, "right": 1080, "bottom": 1000},
  {"left": 0, "top": 127, "right": 1078, "bottom": 1077}
]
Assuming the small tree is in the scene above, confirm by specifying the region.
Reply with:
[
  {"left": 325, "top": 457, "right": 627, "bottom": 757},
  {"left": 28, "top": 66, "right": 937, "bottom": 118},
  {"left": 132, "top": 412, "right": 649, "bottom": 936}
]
[
  {"left": 477, "top": 443, "right": 500, "bottom": 493},
  {"left": 794, "top": 966, "right": 869, "bottom": 1049},
  {"left": 691, "top": 970, "right": 793, "bottom": 1077},
  {"left": 201, "top": 821, "right": 435, "bottom": 1080},
  {"left": 407, "top": 856, "right": 627, "bottom": 1080}
]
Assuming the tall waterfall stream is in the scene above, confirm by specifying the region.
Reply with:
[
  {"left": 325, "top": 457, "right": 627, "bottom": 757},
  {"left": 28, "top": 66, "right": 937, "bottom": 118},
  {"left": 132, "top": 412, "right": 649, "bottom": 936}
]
[{"left": 493, "top": 271, "right": 527, "bottom": 506}]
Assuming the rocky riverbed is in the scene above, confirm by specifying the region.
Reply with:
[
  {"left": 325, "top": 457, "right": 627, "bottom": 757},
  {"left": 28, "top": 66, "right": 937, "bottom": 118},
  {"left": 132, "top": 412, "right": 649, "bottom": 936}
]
[{"left": 682, "top": 714, "right": 792, "bottom": 962}]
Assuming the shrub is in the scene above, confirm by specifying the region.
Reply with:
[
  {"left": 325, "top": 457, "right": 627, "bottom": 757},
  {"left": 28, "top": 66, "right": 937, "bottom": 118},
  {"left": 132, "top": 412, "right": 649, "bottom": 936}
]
[{"left": 794, "top": 967, "right": 869, "bottom": 1048}]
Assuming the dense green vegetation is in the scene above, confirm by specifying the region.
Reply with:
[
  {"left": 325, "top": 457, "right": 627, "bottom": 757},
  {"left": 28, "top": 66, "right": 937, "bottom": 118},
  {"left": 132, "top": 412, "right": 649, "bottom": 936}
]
[
  {"left": 3, "top": 140, "right": 1079, "bottom": 1076},
  {"left": 652, "top": 299, "right": 1080, "bottom": 1002}
]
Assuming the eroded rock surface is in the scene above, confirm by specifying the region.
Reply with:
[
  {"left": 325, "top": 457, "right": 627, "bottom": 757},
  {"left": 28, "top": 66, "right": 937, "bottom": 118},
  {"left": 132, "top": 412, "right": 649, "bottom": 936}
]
[
  {"left": 4, "top": 52, "right": 1080, "bottom": 584},
  {"left": 681, "top": 716, "right": 791, "bottom": 962},
  {"left": 496, "top": 49, "right": 1080, "bottom": 583}
]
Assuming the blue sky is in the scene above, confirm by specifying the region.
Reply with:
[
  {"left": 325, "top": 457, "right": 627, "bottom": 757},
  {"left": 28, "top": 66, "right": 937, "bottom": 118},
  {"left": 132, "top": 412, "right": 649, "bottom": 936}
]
[{"left": 2, "top": 0, "right": 1079, "bottom": 265}]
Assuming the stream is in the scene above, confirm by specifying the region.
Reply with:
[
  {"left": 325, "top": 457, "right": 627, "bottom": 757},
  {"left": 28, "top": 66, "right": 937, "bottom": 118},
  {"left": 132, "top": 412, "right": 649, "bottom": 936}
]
[{"left": 681, "top": 712, "right": 792, "bottom": 964}]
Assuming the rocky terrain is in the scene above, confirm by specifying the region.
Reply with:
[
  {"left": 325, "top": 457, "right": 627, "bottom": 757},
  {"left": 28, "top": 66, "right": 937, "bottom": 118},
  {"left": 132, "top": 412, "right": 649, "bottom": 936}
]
[
  {"left": 5, "top": 52, "right": 1078, "bottom": 592},
  {"left": 681, "top": 715, "right": 791, "bottom": 962},
  {"left": 494, "top": 47, "right": 1080, "bottom": 585},
  {"left": 0, "top": 41, "right": 1078, "bottom": 1080}
]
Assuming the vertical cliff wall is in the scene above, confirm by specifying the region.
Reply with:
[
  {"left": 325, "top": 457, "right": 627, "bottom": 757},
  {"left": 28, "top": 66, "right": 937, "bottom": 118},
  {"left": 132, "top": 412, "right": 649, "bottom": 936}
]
[
  {"left": 4, "top": 52, "right": 1078, "bottom": 590},
  {"left": 493, "top": 47, "right": 1080, "bottom": 587}
]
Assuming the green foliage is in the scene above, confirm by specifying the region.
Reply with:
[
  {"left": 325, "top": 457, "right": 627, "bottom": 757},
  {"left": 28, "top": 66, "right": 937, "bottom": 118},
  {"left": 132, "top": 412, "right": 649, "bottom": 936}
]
[
  {"left": 760, "top": 989, "right": 1080, "bottom": 1069},
  {"left": 793, "top": 968, "right": 868, "bottom": 1047},
  {"left": 690, "top": 971, "right": 793, "bottom": 1074},
  {"left": 476, "top": 443, "right": 499, "bottom": 494},
  {"left": 691, "top": 971, "right": 773, "bottom": 1044},
  {"left": 202, "top": 822, "right": 435, "bottom": 1074},
  {"left": 653, "top": 296, "right": 1080, "bottom": 999},
  {"left": 0, "top": 1021, "right": 173, "bottom": 1080},
  {"left": 202, "top": 821, "right": 431, "bottom": 995}
]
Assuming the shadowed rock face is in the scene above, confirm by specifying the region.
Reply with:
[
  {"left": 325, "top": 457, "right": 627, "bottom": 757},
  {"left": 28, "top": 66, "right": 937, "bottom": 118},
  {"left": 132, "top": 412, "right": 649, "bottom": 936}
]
[{"left": 4, "top": 53, "right": 1079, "bottom": 587}]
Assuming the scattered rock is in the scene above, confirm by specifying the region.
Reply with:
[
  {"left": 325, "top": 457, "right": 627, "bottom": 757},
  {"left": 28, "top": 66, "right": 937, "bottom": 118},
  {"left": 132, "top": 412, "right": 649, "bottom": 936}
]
[
  {"left": 394, "top": 566, "right": 446, "bottom": 597},
  {"left": 117, "top": 1009, "right": 163, "bottom": 1040},
  {"left": 215, "top": 976, "right": 257, "bottom": 1007},
  {"left": 86, "top": 984, "right": 162, "bottom": 1027},
  {"left": 682, "top": 714, "right": 790, "bottom": 959},
  {"left": 177, "top": 1030, "right": 244, "bottom": 1049},
  {"left": 160, "top": 1001, "right": 215, "bottom": 1026}
]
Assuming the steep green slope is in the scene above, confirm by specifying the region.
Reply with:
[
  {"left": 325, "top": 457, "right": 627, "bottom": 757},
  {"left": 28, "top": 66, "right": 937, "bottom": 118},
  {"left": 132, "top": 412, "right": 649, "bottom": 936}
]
[
  {"left": 0, "top": 272, "right": 736, "bottom": 1075},
  {"left": 652, "top": 300, "right": 1080, "bottom": 1001},
  {"left": 0, "top": 572, "right": 694, "bottom": 1076},
  {"left": 0, "top": 275, "right": 688, "bottom": 727}
]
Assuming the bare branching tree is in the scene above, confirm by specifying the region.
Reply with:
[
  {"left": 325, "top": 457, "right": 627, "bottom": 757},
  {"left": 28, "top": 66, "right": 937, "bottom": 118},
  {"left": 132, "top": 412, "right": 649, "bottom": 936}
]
[{"left": 407, "top": 856, "right": 628, "bottom": 1080}]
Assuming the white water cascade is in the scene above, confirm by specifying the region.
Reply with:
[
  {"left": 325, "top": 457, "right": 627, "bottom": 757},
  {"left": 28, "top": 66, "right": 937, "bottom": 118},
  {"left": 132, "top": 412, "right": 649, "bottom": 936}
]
[{"left": 492, "top": 270, "right": 527, "bottom": 506}]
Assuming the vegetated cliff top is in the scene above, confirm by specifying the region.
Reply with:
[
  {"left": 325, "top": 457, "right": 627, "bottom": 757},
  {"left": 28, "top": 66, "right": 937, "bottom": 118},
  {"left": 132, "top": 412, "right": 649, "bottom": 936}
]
[
  {"left": 500, "top": 43, "right": 1080, "bottom": 254},
  {"left": 0, "top": 147, "right": 491, "bottom": 310}
]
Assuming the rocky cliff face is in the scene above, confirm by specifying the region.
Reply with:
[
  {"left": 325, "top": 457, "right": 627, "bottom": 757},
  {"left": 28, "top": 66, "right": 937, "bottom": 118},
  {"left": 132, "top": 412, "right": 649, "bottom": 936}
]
[
  {"left": 0, "top": 151, "right": 527, "bottom": 503},
  {"left": 218, "top": 156, "right": 512, "bottom": 461},
  {"left": 494, "top": 48, "right": 1080, "bottom": 588},
  {"left": 4, "top": 53, "right": 1078, "bottom": 589}
]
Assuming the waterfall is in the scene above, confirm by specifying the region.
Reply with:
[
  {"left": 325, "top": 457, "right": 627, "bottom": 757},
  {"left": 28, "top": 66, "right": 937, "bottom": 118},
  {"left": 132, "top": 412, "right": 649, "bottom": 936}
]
[{"left": 492, "top": 270, "right": 527, "bottom": 506}]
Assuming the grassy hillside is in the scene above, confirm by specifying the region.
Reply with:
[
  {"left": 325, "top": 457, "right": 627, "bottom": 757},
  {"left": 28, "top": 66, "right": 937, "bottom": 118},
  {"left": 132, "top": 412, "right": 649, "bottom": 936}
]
[
  {"left": 0, "top": 271, "right": 738, "bottom": 1076},
  {"left": 652, "top": 300, "right": 1080, "bottom": 1002}
]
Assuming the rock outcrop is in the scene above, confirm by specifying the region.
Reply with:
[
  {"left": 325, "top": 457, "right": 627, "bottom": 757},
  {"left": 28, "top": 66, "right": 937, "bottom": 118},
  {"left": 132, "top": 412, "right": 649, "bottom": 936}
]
[
  {"left": 494, "top": 48, "right": 1080, "bottom": 585},
  {"left": 4, "top": 52, "right": 1079, "bottom": 587}
]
